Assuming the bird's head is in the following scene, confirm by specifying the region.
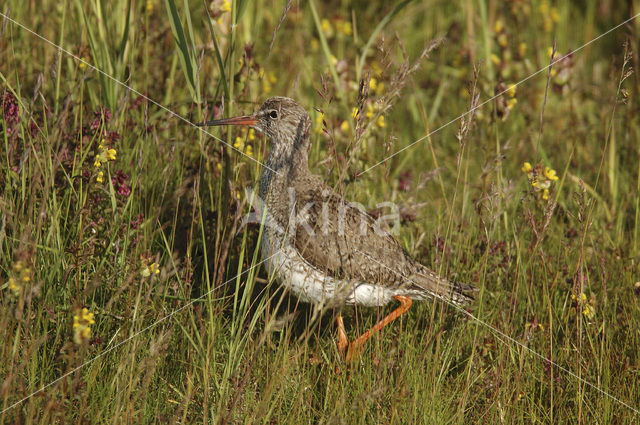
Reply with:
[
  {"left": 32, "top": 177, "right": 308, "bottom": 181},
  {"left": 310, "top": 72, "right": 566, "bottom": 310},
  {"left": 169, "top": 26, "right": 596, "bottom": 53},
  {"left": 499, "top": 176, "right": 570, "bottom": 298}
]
[{"left": 198, "top": 97, "right": 310, "bottom": 155}]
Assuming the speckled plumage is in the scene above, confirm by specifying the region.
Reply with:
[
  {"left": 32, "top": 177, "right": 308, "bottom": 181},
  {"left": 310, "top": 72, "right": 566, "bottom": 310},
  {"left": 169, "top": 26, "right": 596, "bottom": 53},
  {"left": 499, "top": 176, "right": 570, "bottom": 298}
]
[{"left": 217, "top": 96, "right": 476, "bottom": 308}]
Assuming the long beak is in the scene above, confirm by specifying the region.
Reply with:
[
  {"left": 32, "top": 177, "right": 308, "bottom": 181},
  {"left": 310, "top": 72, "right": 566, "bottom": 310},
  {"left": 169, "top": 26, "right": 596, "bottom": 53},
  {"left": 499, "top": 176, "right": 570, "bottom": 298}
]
[{"left": 196, "top": 115, "right": 257, "bottom": 127}]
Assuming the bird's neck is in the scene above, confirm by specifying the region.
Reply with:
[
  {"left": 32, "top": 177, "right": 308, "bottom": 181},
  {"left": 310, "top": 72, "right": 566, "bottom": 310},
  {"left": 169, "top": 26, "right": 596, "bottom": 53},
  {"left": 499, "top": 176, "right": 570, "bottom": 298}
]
[
  {"left": 260, "top": 138, "right": 310, "bottom": 198},
  {"left": 258, "top": 136, "right": 315, "bottom": 239}
]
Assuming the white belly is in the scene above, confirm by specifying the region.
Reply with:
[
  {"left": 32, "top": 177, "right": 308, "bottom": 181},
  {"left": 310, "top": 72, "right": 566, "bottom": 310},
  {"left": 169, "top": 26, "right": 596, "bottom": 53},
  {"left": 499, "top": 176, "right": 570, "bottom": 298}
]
[{"left": 260, "top": 231, "right": 396, "bottom": 307}]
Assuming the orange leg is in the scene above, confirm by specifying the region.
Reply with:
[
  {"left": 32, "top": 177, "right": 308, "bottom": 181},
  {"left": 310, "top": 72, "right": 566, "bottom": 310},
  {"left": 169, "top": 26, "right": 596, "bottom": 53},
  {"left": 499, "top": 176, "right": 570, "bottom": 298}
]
[
  {"left": 336, "top": 315, "right": 348, "bottom": 355},
  {"left": 337, "top": 295, "right": 412, "bottom": 362}
]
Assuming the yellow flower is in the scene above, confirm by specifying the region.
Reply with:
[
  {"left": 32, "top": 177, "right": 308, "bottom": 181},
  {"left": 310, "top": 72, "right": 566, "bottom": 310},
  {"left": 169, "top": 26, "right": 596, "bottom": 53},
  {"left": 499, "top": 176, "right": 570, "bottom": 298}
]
[
  {"left": 94, "top": 141, "right": 117, "bottom": 168},
  {"left": 245, "top": 144, "right": 253, "bottom": 157},
  {"left": 321, "top": 19, "right": 334, "bottom": 38},
  {"left": 518, "top": 42, "right": 527, "bottom": 57},
  {"left": 507, "top": 84, "right": 516, "bottom": 98},
  {"left": 78, "top": 56, "right": 91, "bottom": 69},
  {"left": 73, "top": 307, "right": 95, "bottom": 345},
  {"left": 522, "top": 162, "right": 559, "bottom": 200},
  {"left": 233, "top": 136, "right": 244, "bottom": 150},
  {"left": 314, "top": 112, "right": 324, "bottom": 134},
  {"left": 336, "top": 19, "right": 351, "bottom": 36},
  {"left": 150, "top": 263, "right": 160, "bottom": 275},
  {"left": 369, "top": 78, "right": 378, "bottom": 92},
  {"left": 497, "top": 34, "right": 508, "bottom": 48},
  {"left": 340, "top": 120, "right": 349, "bottom": 133},
  {"left": 351, "top": 107, "right": 360, "bottom": 118},
  {"left": 366, "top": 104, "right": 375, "bottom": 119},
  {"left": 310, "top": 39, "right": 319, "bottom": 52},
  {"left": 14, "top": 260, "right": 24, "bottom": 272},
  {"left": 221, "top": 0, "right": 231, "bottom": 13},
  {"left": 342, "top": 22, "right": 352, "bottom": 36},
  {"left": 571, "top": 292, "right": 595, "bottom": 320},
  {"left": 8, "top": 277, "right": 20, "bottom": 296},
  {"left": 494, "top": 19, "right": 504, "bottom": 33},
  {"left": 96, "top": 171, "right": 104, "bottom": 183},
  {"left": 248, "top": 128, "right": 256, "bottom": 141},
  {"left": 376, "top": 115, "right": 386, "bottom": 128},
  {"left": 550, "top": 7, "right": 560, "bottom": 23},
  {"left": 7, "top": 260, "right": 32, "bottom": 297},
  {"left": 146, "top": 0, "right": 153, "bottom": 12},
  {"left": 141, "top": 256, "right": 160, "bottom": 277},
  {"left": 583, "top": 304, "right": 595, "bottom": 319},
  {"left": 547, "top": 47, "right": 554, "bottom": 58},
  {"left": 544, "top": 167, "right": 559, "bottom": 181},
  {"left": 538, "top": 180, "right": 551, "bottom": 190},
  {"left": 490, "top": 53, "right": 501, "bottom": 66}
]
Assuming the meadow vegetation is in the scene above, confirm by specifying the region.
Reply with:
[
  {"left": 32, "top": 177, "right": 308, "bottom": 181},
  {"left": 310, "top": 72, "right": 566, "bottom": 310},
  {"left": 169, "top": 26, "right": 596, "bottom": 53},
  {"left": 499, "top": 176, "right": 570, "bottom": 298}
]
[{"left": 1, "top": 0, "right": 640, "bottom": 423}]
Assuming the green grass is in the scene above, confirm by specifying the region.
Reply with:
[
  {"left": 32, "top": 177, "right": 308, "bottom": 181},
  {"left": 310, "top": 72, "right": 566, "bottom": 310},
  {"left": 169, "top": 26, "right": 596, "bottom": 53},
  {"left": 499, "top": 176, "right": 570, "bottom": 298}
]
[{"left": 1, "top": 0, "right": 640, "bottom": 423}]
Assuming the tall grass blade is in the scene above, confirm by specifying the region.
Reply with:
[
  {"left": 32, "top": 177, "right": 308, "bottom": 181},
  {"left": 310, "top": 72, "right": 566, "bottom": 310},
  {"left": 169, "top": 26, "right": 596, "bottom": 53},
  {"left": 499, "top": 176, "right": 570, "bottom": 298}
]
[
  {"left": 165, "top": 0, "right": 200, "bottom": 103},
  {"left": 203, "top": 2, "right": 229, "bottom": 101}
]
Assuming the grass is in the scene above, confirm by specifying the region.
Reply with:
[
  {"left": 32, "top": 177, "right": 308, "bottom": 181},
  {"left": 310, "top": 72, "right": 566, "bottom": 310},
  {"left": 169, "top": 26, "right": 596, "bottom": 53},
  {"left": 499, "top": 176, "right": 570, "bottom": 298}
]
[{"left": 1, "top": 0, "right": 640, "bottom": 423}]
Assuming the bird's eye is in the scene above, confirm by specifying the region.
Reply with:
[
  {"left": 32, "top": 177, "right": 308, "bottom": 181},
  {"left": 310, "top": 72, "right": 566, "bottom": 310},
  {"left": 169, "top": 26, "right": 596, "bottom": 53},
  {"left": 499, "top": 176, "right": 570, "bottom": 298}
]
[{"left": 269, "top": 110, "right": 278, "bottom": 119}]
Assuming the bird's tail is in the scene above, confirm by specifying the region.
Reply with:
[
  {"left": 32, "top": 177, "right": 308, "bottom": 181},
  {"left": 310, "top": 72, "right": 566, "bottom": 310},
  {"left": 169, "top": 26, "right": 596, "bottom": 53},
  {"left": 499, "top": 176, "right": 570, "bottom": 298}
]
[{"left": 412, "top": 266, "right": 477, "bottom": 307}]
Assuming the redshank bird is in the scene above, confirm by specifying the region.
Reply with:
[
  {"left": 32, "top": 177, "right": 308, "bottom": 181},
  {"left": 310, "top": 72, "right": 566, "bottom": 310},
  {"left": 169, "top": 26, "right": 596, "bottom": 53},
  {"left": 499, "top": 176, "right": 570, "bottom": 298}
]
[{"left": 199, "top": 97, "right": 475, "bottom": 361}]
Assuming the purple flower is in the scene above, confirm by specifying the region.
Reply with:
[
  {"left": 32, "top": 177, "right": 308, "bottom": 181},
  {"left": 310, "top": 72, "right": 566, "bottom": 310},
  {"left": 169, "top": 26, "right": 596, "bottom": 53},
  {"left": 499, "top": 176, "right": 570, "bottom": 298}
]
[
  {"left": 111, "top": 169, "right": 131, "bottom": 198},
  {"left": 90, "top": 107, "right": 113, "bottom": 132},
  {"left": 130, "top": 214, "right": 144, "bottom": 229},
  {"left": 30, "top": 122, "right": 39, "bottom": 138},
  {"left": 117, "top": 184, "right": 131, "bottom": 197},
  {"left": 398, "top": 171, "right": 412, "bottom": 192},
  {"left": 130, "top": 96, "right": 145, "bottom": 110},
  {"left": 104, "top": 130, "right": 120, "bottom": 143},
  {"left": 2, "top": 91, "right": 19, "bottom": 123}
]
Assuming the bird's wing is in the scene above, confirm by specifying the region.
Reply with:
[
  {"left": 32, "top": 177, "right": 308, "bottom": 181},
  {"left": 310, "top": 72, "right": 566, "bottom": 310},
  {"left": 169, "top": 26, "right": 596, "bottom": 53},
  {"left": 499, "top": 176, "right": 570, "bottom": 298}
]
[
  {"left": 292, "top": 185, "right": 419, "bottom": 284},
  {"left": 291, "top": 183, "right": 475, "bottom": 304}
]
